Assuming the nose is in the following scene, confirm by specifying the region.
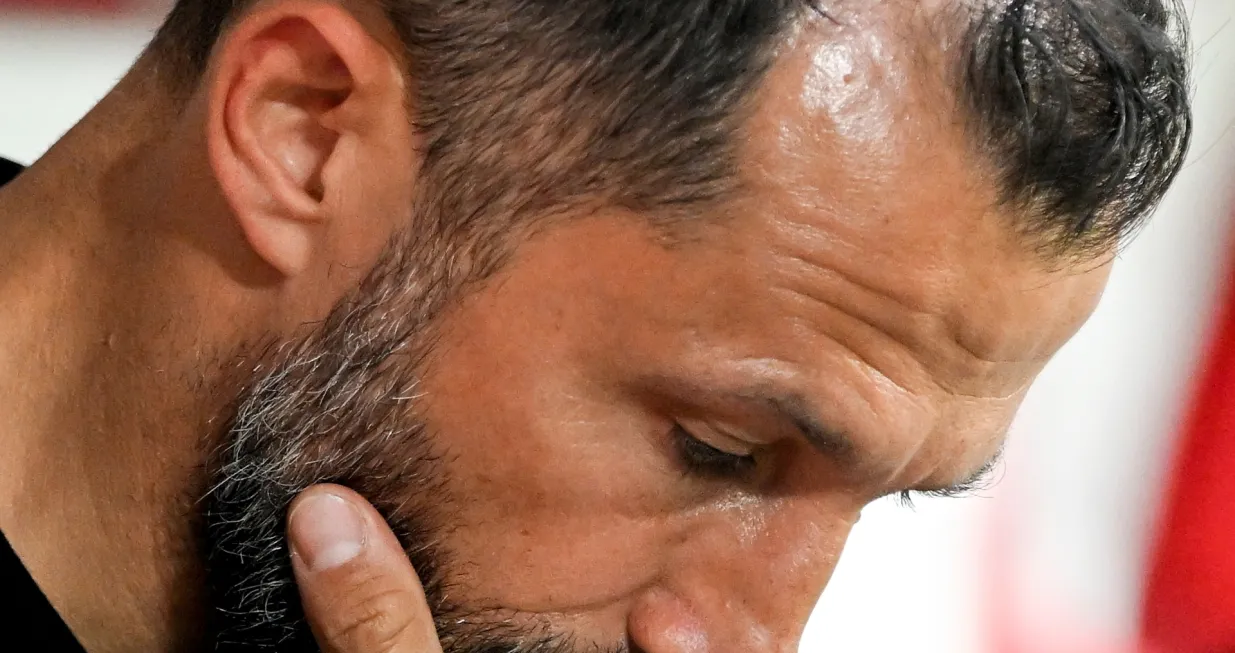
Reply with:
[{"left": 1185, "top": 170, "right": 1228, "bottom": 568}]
[{"left": 627, "top": 497, "right": 855, "bottom": 653}]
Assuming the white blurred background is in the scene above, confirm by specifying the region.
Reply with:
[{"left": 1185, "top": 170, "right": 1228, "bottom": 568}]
[{"left": 2, "top": 1, "right": 1233, "bottom": 650}]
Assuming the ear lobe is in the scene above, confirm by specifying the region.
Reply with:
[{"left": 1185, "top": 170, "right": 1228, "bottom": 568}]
[{"left": 207, "top": 10, "right": 359, "bottom": 278}]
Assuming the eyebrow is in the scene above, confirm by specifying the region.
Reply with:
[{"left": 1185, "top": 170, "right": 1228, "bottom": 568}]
[
  {"left": 751, "top": 390, "right": 1005, "bottom": 498},
  {"left": 759, "top": 392, "right": 859, "bottom": 464}
]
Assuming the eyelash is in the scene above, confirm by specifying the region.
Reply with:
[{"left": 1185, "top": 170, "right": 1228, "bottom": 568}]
[
  {"left": 893, "top": 475, "right": 993, "bottom": 509},
  {"left": 671, "top": 423, "right": 757, "bottom": 479}
]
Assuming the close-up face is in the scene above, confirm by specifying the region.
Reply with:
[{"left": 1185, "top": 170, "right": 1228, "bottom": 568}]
[{"left": 199, "top": 8, "right": 1112, "bottom": 652}]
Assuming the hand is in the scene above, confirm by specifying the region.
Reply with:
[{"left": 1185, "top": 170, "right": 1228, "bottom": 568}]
[{"left": 287, "top": 484, "right": 444, "bottom": 653}]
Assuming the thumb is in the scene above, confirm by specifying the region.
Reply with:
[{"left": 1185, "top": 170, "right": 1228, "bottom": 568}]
[{"left": 288, "top": 484, "right": 443, "bottom": 653}]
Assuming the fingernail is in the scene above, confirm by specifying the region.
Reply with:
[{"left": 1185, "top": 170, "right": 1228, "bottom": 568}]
[{"left": 289, "top": 492, "right": 367, "bottom": 571}]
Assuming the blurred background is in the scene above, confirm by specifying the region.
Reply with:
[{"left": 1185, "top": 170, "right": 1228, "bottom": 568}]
[{"left": 2, "top": 1, "right": 1233, "bottom": 651}]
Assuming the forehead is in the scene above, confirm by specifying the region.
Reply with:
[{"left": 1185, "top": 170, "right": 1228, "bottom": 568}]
[
  {"left": 695, "top": 6, "right": 1110, "bottom": 482},
  {"left": 738, "top": 5, "right": 1107, "bottom": 370}
]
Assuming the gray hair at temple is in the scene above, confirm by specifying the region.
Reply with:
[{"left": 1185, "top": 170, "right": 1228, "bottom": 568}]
[{"left": 148, "top": 0, "right": 1192, "bottom": 262}]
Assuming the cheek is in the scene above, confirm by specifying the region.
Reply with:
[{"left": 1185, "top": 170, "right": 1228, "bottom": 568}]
[
  {"left": 426, "top": 406, "right": 676, "bottom": 612},
  {"left": 417, "top": 304, "right": 685, "bottom": 612}
]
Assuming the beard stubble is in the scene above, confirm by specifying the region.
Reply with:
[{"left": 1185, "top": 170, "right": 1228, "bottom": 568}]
[{"left": 198, "top": 229, "right": 615, "bottom": 653}]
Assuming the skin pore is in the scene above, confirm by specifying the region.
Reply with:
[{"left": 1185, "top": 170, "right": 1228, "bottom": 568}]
[{"left": 0, "top": 1, "right": 1110, "bottom": 652}]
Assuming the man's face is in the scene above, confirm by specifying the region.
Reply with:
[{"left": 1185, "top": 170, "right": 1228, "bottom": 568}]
[{"left": 203, "top": 15, "right": 1110, "bottom": 653}]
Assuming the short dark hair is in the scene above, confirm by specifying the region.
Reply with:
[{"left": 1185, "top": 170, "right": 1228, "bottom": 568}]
[
  {"left": 961, "top": 0, "right": 1191, "bottom": 257},
  {"left": 149, "top": 0, "right": 1191, "bottom": 261}
]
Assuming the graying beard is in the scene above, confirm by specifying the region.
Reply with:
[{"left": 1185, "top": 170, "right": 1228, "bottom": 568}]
[
  {"left": 203, "top": 329, "right": 447, "bottom": 650},
  {"left": 199, "top": 232, "right": 625, "bottom": 652},
  {"left": 200, "top": 226, "right": 462, "bottom": 650}
]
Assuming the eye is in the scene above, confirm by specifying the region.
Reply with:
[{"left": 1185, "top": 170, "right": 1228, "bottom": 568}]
[{"left": 671, "top": 423, "right": 757, "bottom": 479}]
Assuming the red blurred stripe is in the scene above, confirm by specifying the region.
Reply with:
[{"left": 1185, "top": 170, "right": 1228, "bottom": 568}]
[
  {"left": 0, "top": 0, "right": 127, "bottom": 9},
  {"left": 1143, "top": 213, "right": 1235, "bottom": 652}
]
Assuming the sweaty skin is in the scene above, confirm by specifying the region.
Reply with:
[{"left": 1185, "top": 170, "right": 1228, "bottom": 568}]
[
  {"left": 0, "top": 2, "right": 1109, "bottom": 652},
  {"left": 377, "top": 14, "right": 1107, "bottom": 649}
]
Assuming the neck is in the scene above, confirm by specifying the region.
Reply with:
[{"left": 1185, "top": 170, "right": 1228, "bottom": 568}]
[{"left": 0, "top": 64, "right": 234, "bottom": 653}]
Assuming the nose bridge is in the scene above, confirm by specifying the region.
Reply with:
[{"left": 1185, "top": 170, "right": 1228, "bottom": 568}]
[{"left": 667, "top": 497, "right": 853, "bottom": 652}]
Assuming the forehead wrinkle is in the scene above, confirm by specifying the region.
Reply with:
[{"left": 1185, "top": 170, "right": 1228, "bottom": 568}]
[
  {"left": 742, "top": 15, "right": 1054, "bottom": 399},
  {"left": 724, "top": 0, "right": 1110, "bottom": 494},
  {"left": 764, "top": 220, "right": 1050, "bottom": 400}
]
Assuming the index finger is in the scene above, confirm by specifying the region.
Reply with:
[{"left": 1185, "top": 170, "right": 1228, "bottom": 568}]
[{"left": 288, "top": 484, "right": 443, "bottom": 653}]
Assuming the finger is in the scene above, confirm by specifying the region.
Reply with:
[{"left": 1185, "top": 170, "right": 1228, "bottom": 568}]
[{"left": 288, "top": 484, "right": 443, "bottom": 653}]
